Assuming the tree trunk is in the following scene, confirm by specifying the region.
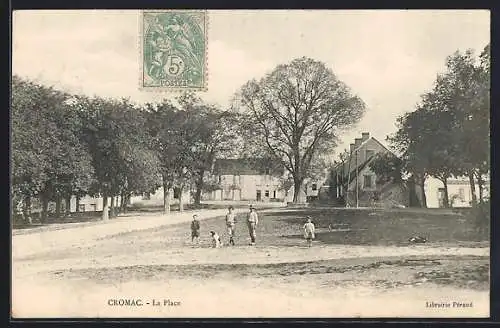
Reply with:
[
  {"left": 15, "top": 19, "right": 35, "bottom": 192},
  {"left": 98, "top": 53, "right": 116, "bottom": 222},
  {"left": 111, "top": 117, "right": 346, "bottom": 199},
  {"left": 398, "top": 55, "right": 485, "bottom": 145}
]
[
  {"left": 163, "top": 183, "right": 172, "bottom": 215},
  {"left": 119, "top": 193, "right": 125, "bottom": 213},
  {"left": 23, "top": 196, "right": 33, "bottom": 225},
  {"left": 65, "top": 194, "right": 71, "bottom": 217},
  {"left": 110, "top": 195, "right": 115, "bottom": 218},
  {"left": 419, "top": 177, "right": 427, "bottom": 208},
  {"left": 468, "top": 170, "right": 478, "bottom": 206},
  {"left": 179, "top": 186, "right": 184, "bottom": 212},
  {"left": 124, "top": 192, "right": 131, "bottom": 213},
  {"left": 76, "top": 195, "right": 80, "bottom": 213},
  {"left": 292, "top": 178, "right": 304, "bottom": 203},
  {"left": 477, "top": 174, "right": 485, "bottom": 203},
  {"left": 102, "top": 192, "right": 109, "bottom": 221},
  {"left": 407, "top": 176, "right": 419, "bottom": 207},
  {"left": 441, "top": 177, "right": 450, "bottom": 208},
  {"left": 194, "top": 172, "right": 204, "bottom": 205},
  {"left": 40, "top": 193, "right": 49, "bottom": 223},
  {"left": 55, "top": 195, "right": 62, "bottom": 218}
]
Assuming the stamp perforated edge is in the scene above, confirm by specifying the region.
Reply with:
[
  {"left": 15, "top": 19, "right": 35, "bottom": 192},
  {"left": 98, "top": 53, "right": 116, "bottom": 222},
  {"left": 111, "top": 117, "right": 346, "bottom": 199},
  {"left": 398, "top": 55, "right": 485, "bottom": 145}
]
[{"left": 138, "top": 9, "right": 209, "bottom": 93}]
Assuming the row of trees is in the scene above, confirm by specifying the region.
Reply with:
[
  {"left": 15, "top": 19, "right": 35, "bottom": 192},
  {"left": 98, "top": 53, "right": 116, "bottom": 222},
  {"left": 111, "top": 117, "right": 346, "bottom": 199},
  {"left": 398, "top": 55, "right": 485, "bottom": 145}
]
[
  {"left": 12, "top": 77, "right": 239, "bottom": 223},
  {"left": 12, "top": 56, "right": 367, "bottom": 223},
  {"left": 370, "top": 44, "right": 490, "bottom": 207}
]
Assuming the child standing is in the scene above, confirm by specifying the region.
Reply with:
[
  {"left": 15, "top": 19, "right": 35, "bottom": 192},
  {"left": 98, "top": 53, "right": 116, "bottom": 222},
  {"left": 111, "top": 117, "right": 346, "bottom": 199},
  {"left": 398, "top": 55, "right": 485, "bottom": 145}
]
[
  {"left": 303, "top": 216, "right": 315, "bottom": 247},
  {"left": 191, "top": 214, "right": 200, "bottom": 244}
]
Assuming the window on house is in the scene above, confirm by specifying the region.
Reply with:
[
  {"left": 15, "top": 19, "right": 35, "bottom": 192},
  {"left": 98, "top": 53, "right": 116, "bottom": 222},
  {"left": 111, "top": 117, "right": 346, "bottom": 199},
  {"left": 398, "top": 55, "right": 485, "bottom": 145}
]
[
  {"left": 364, "top": 175, "right": 373, "bottom": 188},
  {"left": 265, "top": 190, "right": 270, "bottom": 197},
  {"left": 265, "top": 168, "right": 271, "bottom": 175},
  {"left": 458, "top": 188, "right": 465, "bottom": 202},
  {"left": 366, "top": 150, "right": 374, "bottom": 159},
  {"left": 273, "top": 190, "right": 277, "bottom": 198},
  {"left": 312, "top": 184, "right": 318, "bottom": 191}
]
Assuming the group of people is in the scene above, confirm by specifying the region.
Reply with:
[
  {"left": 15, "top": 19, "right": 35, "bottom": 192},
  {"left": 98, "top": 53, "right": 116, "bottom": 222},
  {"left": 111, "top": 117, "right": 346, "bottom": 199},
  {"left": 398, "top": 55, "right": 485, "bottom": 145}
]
[{"left": 190, "top": 204, "right": 316, "bottom": 248}]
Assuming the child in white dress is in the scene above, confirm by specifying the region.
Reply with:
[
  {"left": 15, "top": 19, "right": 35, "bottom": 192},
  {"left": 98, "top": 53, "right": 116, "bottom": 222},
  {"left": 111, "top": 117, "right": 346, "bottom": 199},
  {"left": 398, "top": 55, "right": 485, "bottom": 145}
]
[{"left": 303, "top": 217, "right": 315, "bottom": 247}]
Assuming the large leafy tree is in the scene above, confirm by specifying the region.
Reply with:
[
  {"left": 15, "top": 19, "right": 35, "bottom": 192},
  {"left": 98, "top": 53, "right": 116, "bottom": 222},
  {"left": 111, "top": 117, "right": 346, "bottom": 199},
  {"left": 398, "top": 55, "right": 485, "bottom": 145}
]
[
  {"left": 11, "top": 76, "right": 54, "bottom": 223},
  {"left": 74, "top": 96, "right": 160, "bottom": 220},
  {"left": 11, "top": 76, "right": 95, "bottom": 223},
  {"left": 387, "top": 108, "right": 432, "bottom": 208},
  {"left": 39, "top": 96, "right": 95, "bottom": 221},
  {"left": 177, "top": 93, "right": 240, "bottom": 206},
  {"left": 387, "top": 45, "right": 490, "bottom": 208},
  {"left": 235, "top": 57, "right": 366, "bottom": 203},
  {"left": 146, "top": 100, "right": 189, "bottom": 214}
]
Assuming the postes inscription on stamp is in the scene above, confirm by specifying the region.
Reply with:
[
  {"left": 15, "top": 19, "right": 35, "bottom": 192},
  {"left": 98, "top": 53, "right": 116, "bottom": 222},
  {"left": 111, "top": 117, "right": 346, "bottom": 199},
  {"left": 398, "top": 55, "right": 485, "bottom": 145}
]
[{"left": 140, "top": 10, "right": 207, "bottom": 91}]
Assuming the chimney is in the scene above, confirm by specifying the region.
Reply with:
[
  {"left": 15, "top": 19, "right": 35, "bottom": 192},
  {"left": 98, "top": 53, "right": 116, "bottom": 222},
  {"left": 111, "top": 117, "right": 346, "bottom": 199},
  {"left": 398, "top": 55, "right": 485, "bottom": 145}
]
[
  {"left": 354, "top": 138, "right": 362, "bottom": 147},
  {"left": 349, "top": 144, "right": 355, "bottom": 153},
  {"left": 361, "top": 132, "right": 370, "bottom": 142}
]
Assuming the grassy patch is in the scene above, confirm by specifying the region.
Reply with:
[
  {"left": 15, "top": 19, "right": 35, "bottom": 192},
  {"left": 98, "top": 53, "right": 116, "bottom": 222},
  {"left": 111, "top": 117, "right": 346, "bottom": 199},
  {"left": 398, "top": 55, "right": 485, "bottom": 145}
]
[{"left": 130, "top": 207, "right": 488, "bottom": 247}]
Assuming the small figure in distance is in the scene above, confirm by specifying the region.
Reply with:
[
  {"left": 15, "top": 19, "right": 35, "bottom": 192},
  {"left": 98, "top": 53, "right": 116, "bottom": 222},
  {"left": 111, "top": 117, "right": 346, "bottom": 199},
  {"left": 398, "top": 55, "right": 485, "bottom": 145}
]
[
  {"left": 191, "top": 214, "right": 200, "bottom": 244},
  {"left": 303, "top": 216, "right": 316, "bottom": 247},
  {"left": 210, "top": 231, "right": 223, "bottom": 248}
]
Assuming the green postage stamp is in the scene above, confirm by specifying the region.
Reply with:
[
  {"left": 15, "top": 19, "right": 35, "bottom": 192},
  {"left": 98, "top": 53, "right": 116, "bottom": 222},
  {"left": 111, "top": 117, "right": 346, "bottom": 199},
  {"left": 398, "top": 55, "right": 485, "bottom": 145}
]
[{"left": 140, "top": 10, "right": 208, "bottom": 91}]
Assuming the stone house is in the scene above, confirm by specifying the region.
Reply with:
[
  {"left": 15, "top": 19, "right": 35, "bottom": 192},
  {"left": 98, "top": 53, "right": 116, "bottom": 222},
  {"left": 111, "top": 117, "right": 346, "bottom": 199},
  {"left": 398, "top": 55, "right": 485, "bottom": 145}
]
[{"left": 202, "top": 158, "right": 287, "bottom": 202}]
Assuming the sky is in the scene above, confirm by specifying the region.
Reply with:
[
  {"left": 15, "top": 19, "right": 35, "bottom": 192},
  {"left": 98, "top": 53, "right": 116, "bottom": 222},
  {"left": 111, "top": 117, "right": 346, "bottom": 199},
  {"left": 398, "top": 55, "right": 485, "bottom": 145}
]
[{"left": 12, "top": 10, "right": 490, "bottom": 154}]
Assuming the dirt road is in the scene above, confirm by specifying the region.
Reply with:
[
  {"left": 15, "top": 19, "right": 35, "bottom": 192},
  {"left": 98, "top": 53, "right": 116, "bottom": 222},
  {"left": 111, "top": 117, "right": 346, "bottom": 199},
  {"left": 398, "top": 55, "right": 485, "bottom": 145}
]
[{"left": 12, "top": 208, "right": 490, "bottom": 318}]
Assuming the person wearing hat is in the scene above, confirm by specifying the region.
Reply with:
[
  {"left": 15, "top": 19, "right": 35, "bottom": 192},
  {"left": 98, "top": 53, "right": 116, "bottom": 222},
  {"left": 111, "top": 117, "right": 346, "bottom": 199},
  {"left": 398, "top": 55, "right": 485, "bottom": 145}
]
[
  {"left": 247, "top": 205, "right": 259, "bottom": 245},
  {"left": 303, "top": 216, "right": 315, "bottom": 247}
]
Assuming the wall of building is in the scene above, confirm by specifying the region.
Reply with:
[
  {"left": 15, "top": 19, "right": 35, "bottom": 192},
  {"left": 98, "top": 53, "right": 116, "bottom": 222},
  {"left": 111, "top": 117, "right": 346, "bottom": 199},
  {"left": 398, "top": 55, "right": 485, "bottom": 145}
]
[
  {"left": 203, "top": 174, "right": 286, "bottom": 202},
  {"left": 339, "top": 138, "right": 388, "bottom": 177},
  {"left": 424, "top": 177, "right": 489, "bottom": 208},
  {"left": 51, "top": 187, "right": 190, "bottom": 213}
]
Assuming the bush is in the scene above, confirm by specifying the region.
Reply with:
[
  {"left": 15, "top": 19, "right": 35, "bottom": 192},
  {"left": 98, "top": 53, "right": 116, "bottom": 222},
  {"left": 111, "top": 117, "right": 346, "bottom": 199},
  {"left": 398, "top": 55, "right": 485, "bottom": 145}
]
[{"left": 471, "top": 200, "right": 490, "bottom": 237}]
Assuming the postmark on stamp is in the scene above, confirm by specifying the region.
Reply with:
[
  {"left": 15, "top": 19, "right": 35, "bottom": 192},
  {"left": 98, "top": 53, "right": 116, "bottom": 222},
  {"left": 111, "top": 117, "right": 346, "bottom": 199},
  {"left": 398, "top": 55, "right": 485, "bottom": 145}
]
[{"left": 140, "top": 10, "right": 208, "bottom": 91}]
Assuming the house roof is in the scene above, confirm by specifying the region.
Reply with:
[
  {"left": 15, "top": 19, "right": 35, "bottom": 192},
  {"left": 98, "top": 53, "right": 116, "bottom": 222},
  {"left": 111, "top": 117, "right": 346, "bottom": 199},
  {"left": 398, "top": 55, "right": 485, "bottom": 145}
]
[
  {"left": 330, "top": 137, "right": 400, "bottom": 185},
  {"left": 333, "top": 137, "right": 396, "bottom": 172},
  {"left": 214, "top": 158, "right": 285, "bottom": 176}
]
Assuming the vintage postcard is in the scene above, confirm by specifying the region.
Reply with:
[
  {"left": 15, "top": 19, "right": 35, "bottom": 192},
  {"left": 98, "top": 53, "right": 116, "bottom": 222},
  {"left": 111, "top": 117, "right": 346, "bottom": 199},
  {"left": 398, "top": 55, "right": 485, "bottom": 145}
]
[{"left": 11, "top": 10, "right": 490, "bottom": 319}]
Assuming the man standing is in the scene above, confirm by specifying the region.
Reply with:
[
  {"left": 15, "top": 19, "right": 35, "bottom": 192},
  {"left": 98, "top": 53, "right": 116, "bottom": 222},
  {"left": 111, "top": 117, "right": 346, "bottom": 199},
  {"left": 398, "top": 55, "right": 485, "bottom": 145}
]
[
  {"left": 247, "top": 205, "right": 259, "bottom": 245},
  {"left": 225, "top": 206, "right": 236, "bottom": 246}
]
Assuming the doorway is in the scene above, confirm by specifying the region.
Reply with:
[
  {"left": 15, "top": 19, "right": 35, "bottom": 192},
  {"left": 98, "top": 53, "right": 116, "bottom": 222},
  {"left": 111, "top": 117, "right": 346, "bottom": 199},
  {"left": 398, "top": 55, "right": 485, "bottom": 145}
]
[{"left": 256, "top": 190, "right": 262, "bottom": 201}]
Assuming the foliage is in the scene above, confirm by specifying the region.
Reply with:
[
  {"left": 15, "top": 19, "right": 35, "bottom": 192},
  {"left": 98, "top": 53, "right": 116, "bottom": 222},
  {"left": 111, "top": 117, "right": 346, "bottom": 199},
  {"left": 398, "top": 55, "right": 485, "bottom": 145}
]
[
  {"left": 368, "top": 152, "right": 405, "bottom": 185},
  {"left": 386, "top": 44, "right": 490, "bottom": 208},
  {"left": 235, "top": 57, "right": 366, "bottom": 202},
  {"left": 11, "top": 76, "right": 95, "bottom": 220},
  {"left": 176, "top": 92, "right": 241, "bottom": 204}
]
